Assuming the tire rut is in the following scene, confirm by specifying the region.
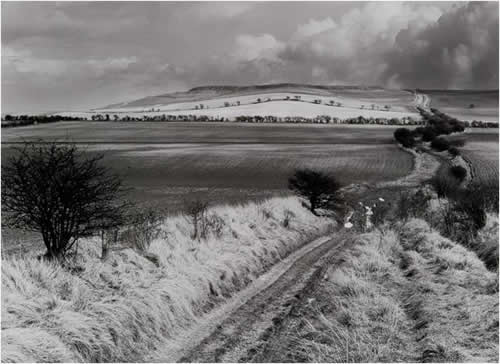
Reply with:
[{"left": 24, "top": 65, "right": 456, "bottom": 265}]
[{"left": 179, "top": 237, "right": 344, "bottom": 363}]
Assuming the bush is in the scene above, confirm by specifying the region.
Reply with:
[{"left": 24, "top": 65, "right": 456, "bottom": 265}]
[
  {"left": 282, "top": 210, "right": 295, "bottom": 228},
  {"left": 431, "top": 137, "right": 450, "bottom": 152},
  {"left": 184, "top": 198, "right": 209, "bottom": 240},
  {"left": 450, "top": 165, "right": 467, "bottom": 182},
  {"left": 429, "top": 173, "right": 460, "bottom": 198},
  {"left": 394, "top": 128, "right": 416, "bottom": 148},
  {"left": 415, "top": 126, "right": 438, "bottom": 142},
  {"left": 288, "top": 169, "right": 343, "bottom": 215},
  {"left": 449, "top": 138, "right": 466, "bottom": 147},
  {"left": 1, "top": 142, "right": 127, "bottom": 260},
  {"left": 396, "top": 188, "right": 432, "bottom": 223},
  {"left": 124, "top": 207, "right": 165, "bottom": 251},
  {"left": 448, "top": 147, "right": 460, "bottom": 156}
]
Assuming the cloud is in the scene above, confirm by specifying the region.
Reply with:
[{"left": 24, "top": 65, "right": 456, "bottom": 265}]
[
  {"left": 232, "top": 34, "right": 285, "bottom": 62},
  {"left": 192, "top": 2, "right": 254, "bottom": 19},
  {"left": 292, "top": 17, "right": 336, "bottom": 39},
  {"left": 2, "top": 2, "right": 498, "bottom": 112},
  {"left": 185, "top": 2, "right": 497, "bottom": 89},
  {"left": 383, "top": 2, "right": 499, "bottom": 89}
]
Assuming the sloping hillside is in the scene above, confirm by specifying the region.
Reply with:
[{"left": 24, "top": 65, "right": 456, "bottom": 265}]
[{"left": 94, "top": 84, "right": 420, "bottom": 120}]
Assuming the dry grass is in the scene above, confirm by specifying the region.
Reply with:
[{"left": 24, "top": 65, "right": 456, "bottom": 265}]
[
  {"left": 1, "top": 196, "right": 334, "bottom": 362},
  {"left": 287, "top": 218, "right": 498, "bottom": 362}
]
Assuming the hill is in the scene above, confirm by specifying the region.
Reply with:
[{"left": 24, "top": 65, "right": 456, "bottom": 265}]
[{"left": 91, "top": 83, "right": 421, "bottom": 121}]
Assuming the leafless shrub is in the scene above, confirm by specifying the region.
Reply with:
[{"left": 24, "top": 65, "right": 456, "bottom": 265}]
[
  {"left": 1, "top": 142, "right": 128, "bottom": 261},
  {"left": 184, "top": 198, "right": 209, "bottom": 240},
  {"left": 100, "top": 228, "right": 119, "bottom": 260},
  {"left": 283, "top": 210, "right": 295, "bottom": 228},
  {"left": 288, "top": 169, "right": 343, "bottom": 215},
  {"left": 260, "top": 207, "right": 273, "bottom": 220},
  {"left": 429, "top": 172, "right": 460, "bottom": 199},
  {"left": 371, "top": 202, "right": 391, "bottom": 232},
  {"left": 396, "top": 188, "right": 432, "bottom": 223},
  {"left": 123, "top": 207, "right": 165, "bottom": 251},
  {"left": 205, "top": 213, "right": 225, "bottom": 238}
]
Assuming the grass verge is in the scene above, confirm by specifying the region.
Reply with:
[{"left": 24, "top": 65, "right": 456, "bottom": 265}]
[
  {"left": 2, "top": 196, "right": 334, "bottom": 362},
  {"left": 283, "top": 219, "right": 498, "bottom": 362}
]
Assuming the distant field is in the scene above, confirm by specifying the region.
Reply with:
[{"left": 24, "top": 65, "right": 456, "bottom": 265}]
[
  {"left": 54, "top": 85, "right": 421, "bottom": 121},
  {"left": 425, "top": 90, "right": 499, "bottom": 123},
  {"left": 1, "top": 121, "right": 409, "bottom": 144},
  {"left": 102, "top": 84, "right": 417, "bottom": 111},
  {"left": 461, "top": 140, "right": 499, "bottom": 186},
  {"left": 2, "top": 122, "right": 414, "bottom": 210}
]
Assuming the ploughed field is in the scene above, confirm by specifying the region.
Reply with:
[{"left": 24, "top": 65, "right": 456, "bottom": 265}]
[
  {"left": 425, "top": 90, "right": 499, "bottom": 123},
  {"left": 2, "top": 122, "right": 414, "bottom": 211}
]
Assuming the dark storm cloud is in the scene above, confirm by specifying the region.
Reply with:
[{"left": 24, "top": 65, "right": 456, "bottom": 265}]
[{"left": 2, "top": 1, "right": 498, "bottom": 113}]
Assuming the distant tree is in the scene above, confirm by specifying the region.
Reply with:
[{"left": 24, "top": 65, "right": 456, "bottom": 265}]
[
  {"left": 394, "top": 128, "right": 416, "bottom": 148},
  {"left": 448, "top": 147, "right": 460, "bottom": 156},
  {"left": 450, "top": 165, "right": 467, "bottom": 182},
  {"left": 431, "top": 137, "right": 450, "bottom": 152},
  {"left": 330, "top": 100, "right": 335, "bottom": 106},
  {"left": 2, "top": 142, "right": 128, "bottom": 260},
  {"left": 236, "top": 101, "right": 241, "bottom": 106},
  {"left": 469, "top": 103, "right": 475, "bottom": 109},
  {"left": 224, "top": 102, "right": 230, "bottom": 107},
  {"left": 257, "top": 98, "right": 262, "bottom": 103},
  {"left": 420, "top": 127, "right": 438, "bottom": 142},
  {"left": 288, "top": 169, "right": 343, "bottom": 215}
]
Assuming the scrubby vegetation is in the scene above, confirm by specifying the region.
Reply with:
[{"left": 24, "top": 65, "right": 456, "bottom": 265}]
[
  {"left": 2, "top": 143, "right": 128, "bottom": 261},
  {"left": 1, "top": 114, "right": 86, "bottom": 128},
  {"left": 394, "top": 108, "right": 469, "bottom": 153},
  {"left": 288, "top": 169, "right": 344, "bottom": 216},
  {"left": 286, "top": 220, "right": 498, "bottom": 362},
  {"left": 1, "top": 197, "right": 334, "bottom": 362}
]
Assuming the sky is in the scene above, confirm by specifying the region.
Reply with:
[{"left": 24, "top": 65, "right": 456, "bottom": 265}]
[{"left": 2, "top": 1, "right": 499, "bottom": 113}]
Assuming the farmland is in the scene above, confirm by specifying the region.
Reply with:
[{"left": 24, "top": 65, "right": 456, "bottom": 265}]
[
  {"left": 425, "top": 90, "right": 499, "bottom": 123},
  {"left": 49, "top": 85, "right": 422, "bottom": 121},
  {"left": 1, "top": 122, "right": 414, "bottom": 211},
  {"left": 461, "top": 141, "right": 499, "bottom": 186}
]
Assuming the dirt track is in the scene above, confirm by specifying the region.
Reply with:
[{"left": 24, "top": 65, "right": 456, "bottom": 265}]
[{"left": 150, "top": 235, "right": 347, "bottom": 362}]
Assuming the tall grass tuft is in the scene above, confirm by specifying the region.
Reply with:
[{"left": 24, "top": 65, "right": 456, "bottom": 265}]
[{"left": 2, "top": 196, "right": 334, "bottom": 363}]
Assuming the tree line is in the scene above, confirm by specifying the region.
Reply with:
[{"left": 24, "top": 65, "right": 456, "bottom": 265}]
[{"left": 1, "top": 114, "right": 87, "bottom": 128}]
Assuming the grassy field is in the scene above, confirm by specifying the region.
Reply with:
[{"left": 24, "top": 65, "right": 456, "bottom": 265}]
[
  {"left": 284, "top": 219, "right": 498, "bottom": 362},
  {"left": 461, "top": 141, "right": 499, "bottom": 186},
  {"left": 2, "top": 122, "right": 415, "bottom": 209},
  {"left": 425, "top": 90, "right": 498, "bottom": 123},
  {"left": 1, "top": 121, "right": 410, "bottom": 144},
  {"left": 104, "top": 101, "right": 418, "bottom": 120},
  {"left": 101, "top": 84, "right": 417, "bottom": 111},
  {"left": 1, "top": 197, "right": 334, "bottom": 362}
]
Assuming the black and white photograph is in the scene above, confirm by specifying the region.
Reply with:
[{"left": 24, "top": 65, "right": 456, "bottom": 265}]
[{"left": 1, "top": 1, "right": 499, "bottom": 362}]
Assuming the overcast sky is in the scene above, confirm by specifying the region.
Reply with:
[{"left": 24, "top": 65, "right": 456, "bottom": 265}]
[{"left": 2, "top": 1, "right": 498, "bottom": 113}]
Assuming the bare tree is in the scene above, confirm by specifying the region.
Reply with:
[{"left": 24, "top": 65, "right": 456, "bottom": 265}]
[
  {"left": 123, "top": 206, "right": 165, "bottom": 252},
  {"left": 184, "top": 198, "right": 209, "bottom": 240},
  {"left": 2, "top": 142, "right": 128, "bottom": 260},
  {"left": 288, "top": 169, "right": 343, "bottom": 215}
]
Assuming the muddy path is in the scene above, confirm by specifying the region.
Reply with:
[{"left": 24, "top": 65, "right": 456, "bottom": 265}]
[{"left": 151, "top": 235, "right": 348, "bottom": 362}]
